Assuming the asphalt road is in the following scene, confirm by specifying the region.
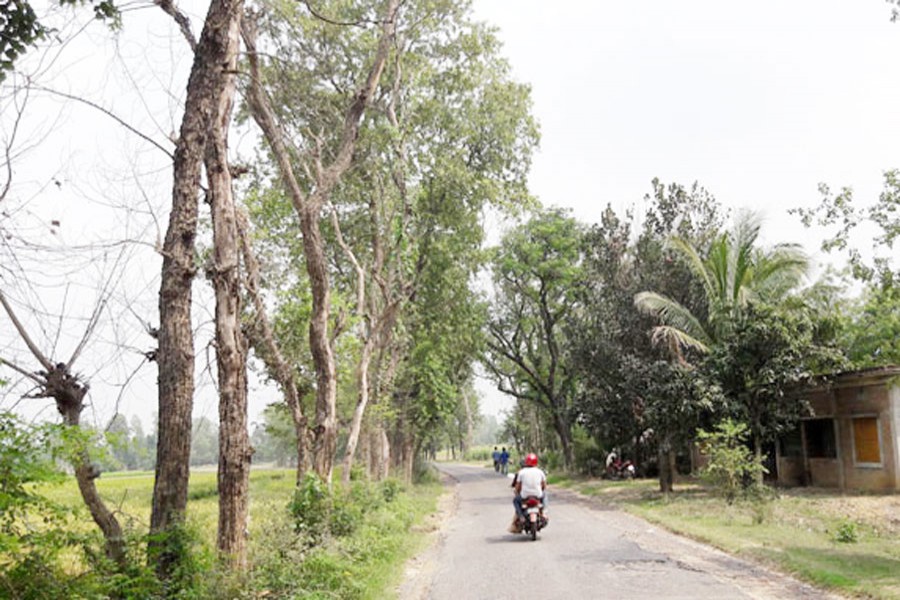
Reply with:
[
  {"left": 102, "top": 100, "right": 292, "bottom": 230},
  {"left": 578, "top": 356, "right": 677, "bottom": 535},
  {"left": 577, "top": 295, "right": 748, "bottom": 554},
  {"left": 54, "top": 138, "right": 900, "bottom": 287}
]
[{"left": 405, "top": 463, "right": 836, "bottom": 600}]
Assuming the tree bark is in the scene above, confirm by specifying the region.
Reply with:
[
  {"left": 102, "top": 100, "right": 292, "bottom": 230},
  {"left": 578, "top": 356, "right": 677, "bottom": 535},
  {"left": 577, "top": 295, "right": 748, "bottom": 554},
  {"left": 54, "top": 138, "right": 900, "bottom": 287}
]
[
  {"left": 244, "top": 0, "right": 400, "bottom": 483},
  {"left": 56, "top": 376, "right": 127, "bottom": 569},
  {"left": 341, "top": 338, "right": 375, "bottom": 483},
  {"left": 551, "top": 407, "right": 574, "bottom": 469},
  {"left": 753, "top": 432, "right": 764, "bottom": 487},
  {"left": 204, "top": 5, "right": 249, "bottom": 569},
  {"left": 237, "top": 209, "right": 310, "bottom": 483},
  {"left": 151, "top": 0, "right": 245, "bottom": 577},
  {"left": 658, "top": 435, "right": 675, "bottom": 494}
]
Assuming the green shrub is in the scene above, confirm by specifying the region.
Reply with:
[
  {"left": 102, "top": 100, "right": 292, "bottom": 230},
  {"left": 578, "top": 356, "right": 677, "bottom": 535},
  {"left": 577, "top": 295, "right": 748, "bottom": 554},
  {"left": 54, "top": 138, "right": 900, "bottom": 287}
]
[
  {"left": 288, "top": 472, "right": 330, "bottom": 536},
  {"left": 697, "top": 419, "right": 767, "bottom": 505},
  {"left": 380, "top": 478, "right": 403, "bottom": 503},
  {"left": 541, "top": 450, "right": 563, "bottom": 472},
  {"left": 413, "top": 460, "right": 439, "bottom": 484},
  {"left": 833, "top": 520, "right": 859, "bottom": 544},
  {"left": 464, "top": 446, "right": 492, "bottom": 461}
]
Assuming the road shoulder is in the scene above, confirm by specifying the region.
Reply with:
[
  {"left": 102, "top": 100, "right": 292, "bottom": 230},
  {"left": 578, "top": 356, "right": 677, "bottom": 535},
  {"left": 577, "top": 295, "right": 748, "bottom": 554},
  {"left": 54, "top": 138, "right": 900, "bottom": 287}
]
[
  {"left": 553, "top": 486, "right": 846, "bottom": 600},
  {"left": 396, "top": 469, "right": 460, "bottom": 600}
]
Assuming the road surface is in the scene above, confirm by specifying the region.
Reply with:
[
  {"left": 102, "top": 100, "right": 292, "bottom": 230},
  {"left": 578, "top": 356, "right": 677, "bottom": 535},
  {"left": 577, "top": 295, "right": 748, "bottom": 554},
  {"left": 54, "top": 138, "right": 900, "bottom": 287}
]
[{"left": 399, "top": 463, "right": 837, "bottom": 600}]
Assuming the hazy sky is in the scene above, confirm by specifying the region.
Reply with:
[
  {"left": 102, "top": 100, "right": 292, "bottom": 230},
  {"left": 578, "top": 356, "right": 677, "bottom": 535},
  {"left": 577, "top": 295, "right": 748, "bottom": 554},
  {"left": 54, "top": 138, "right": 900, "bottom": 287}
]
[
  {"left": 471, "top": 0, "right": 900, "bottom": 417},
  {"left": 3, "top": 1, "right": 899, "bottom": 426}
]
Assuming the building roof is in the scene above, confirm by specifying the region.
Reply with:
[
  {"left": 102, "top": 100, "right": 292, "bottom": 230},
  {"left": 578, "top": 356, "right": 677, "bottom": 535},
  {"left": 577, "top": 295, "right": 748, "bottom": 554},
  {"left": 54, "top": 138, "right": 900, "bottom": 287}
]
[{"left": 821, "top": 365, "right": 900, "bottom": 388}]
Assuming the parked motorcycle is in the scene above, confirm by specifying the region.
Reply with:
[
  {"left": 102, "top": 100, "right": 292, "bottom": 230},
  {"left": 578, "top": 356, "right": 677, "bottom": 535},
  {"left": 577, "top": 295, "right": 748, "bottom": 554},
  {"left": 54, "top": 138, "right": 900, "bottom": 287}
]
[
  {"left": 605, "top": 458, "right": 635, "bottom": 480},
  {"left": 517, "top": 496, "right": 547, "bottom": 541}
]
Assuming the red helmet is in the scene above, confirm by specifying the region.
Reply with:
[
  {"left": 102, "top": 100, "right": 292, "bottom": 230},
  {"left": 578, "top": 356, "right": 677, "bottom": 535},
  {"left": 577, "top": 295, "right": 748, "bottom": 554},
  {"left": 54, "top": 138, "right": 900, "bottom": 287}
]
[{"left": 524, "top": 453, "right": 538, "bottom": 467}]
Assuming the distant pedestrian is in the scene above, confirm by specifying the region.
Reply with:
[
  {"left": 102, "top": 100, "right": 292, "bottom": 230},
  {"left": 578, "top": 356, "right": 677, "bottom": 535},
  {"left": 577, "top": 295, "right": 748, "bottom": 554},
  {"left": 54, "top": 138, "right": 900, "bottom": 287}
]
[
  {"left": 492, "top": 446, "right": 500, "bottom": 472},
  {"left": 500, "top": 447, "right": 510, "bottom": 475}
]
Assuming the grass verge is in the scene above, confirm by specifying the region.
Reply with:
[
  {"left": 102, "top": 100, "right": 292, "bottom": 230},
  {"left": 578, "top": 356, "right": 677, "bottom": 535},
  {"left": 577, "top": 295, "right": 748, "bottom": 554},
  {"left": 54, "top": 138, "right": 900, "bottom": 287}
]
[
  {"left": 11, "top": 468, "right": 442, "bottom": 599},
  {"left": 552, "top": 475, "right": 900, "bottom": 599}
]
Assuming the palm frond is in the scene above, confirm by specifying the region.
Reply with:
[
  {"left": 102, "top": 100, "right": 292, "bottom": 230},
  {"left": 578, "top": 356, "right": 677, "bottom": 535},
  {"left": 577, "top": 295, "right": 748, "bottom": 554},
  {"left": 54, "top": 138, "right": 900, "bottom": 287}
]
[
  {"left": 634, "top": 291, "right": 712, "bottom": 347},
  {"left": 669, "top": 236, "right": 714, "bottom": 297},
  {"left": 650, "top": 325, "right": 710, "bottom": 354}
]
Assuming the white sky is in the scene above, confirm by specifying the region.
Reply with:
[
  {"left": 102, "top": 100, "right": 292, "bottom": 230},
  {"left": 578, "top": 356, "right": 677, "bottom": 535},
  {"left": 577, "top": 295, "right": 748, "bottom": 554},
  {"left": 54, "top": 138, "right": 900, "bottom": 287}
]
[
  {"left": 472, "top": 0, "right": 900, "bottom": 418},
  {"left": 2, "top": 1, "right": 899, "bottom": 427}
]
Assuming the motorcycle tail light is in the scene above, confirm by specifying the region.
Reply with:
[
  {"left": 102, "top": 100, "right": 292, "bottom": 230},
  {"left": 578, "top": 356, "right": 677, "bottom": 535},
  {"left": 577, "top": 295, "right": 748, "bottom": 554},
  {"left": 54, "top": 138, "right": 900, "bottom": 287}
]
[{"left": 524, "top": 498, "right": 540, "bottom": 507}]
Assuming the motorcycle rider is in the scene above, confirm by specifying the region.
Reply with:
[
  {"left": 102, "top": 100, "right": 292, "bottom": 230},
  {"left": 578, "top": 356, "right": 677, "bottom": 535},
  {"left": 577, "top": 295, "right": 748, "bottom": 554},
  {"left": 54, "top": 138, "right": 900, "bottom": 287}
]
[{"left": 509, "top": 452, "right": 547, "bottom": 532}]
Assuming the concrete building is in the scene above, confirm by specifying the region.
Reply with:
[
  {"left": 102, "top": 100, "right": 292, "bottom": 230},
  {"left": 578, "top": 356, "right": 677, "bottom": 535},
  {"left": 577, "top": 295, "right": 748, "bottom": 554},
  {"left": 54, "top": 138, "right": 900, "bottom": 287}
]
[{"left": 777, "top": 365, "right": 900, "bottom": 491}]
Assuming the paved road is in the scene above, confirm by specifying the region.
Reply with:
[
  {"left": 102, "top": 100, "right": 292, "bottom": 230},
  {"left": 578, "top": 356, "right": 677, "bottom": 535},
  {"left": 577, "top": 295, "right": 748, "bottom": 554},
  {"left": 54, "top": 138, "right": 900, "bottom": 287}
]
[{"left": 404, "top": 463, "right": 836, "bottom": 600}]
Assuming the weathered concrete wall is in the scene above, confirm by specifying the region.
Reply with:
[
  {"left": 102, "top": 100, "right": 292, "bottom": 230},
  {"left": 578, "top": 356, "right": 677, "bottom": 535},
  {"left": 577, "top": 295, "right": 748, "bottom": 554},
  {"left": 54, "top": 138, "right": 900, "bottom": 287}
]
[
  {"left": 777, "top": 456, "right": 806, "bottom": 486},
  {"left": 778, "top": 375, "right": 900, "bottom": 491}
]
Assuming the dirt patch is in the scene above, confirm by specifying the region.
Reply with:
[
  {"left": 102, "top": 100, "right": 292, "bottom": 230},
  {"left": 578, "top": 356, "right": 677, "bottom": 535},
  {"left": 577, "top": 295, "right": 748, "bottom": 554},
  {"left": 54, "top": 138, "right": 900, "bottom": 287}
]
[{"left": 396, "top": 471, "right": 459, "bottom": 600}]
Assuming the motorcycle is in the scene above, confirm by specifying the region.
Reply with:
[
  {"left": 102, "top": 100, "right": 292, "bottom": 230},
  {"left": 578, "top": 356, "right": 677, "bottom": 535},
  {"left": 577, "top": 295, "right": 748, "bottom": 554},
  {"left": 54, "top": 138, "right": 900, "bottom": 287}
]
[
  {"left": 517, "top": 496, "right": 547, "bottom": 541},
  {"left": 605, "top": 458, "right": 635, "bottom": 480}
]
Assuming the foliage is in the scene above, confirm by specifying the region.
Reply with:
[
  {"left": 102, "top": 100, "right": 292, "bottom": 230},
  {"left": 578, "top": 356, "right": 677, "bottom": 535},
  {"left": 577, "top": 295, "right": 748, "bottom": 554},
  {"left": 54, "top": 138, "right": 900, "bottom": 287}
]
[
  {"left": 0, "top": 0, "right": 119, "bottom": 79},
  {"left": 704, "top": 302, "right": 846, "bottom": 456},
  {"left": 252, "top": 403, "right": 298, "bottom": 466},
  {"left": 636, "top": 210, "right": 808, "bottom": 356},
  {"left": 792, "top": 169, "right": 900, "bottom": 286},
  {"left": 0, "top": 411, "right": 65, "bottom": 554},
  {"left": 836, "top": 281, "right": 900, "bottom": 367},
  {"left": 697, "top": 419, "right": 766, "bottom": 505},
  {"left": 484, "top": 207, "right": 584, "bottom": 466},
  {"left": 571, "top": 425, "right": 604, "bottom": 476},
  {"left": 243, "top": 0, "right": 538, "bottom": 471},
  {"left": 832, "top": 520, "right": 859, "bottom": 544},
  {"left": 104, "top": 413, "right": 155, "bottom": 471},
  {"left": 0, "top": 412, "right": 167, "bottom": 598},
  {"left": 569, "top": 180, "right": 723, "bottom": 464},
  {"left": 190, "top": 416, "right": 218, "bottom": 467}
]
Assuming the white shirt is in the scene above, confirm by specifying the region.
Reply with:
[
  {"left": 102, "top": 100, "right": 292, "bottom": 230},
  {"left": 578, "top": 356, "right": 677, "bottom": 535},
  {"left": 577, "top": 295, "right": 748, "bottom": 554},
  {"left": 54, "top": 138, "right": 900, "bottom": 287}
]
[{"left": 517, "top": 466, "right": 546, "bottom": 498}]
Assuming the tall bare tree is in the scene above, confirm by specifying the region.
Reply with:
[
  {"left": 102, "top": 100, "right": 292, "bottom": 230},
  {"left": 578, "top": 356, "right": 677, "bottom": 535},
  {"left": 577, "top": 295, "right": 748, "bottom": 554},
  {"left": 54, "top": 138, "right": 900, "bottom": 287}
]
[
  {"left": 201, "top": 1, "right": 249, "bottom": 567},
  {"left": 150, "top": 0, "right": 245, "bottom": 576}
]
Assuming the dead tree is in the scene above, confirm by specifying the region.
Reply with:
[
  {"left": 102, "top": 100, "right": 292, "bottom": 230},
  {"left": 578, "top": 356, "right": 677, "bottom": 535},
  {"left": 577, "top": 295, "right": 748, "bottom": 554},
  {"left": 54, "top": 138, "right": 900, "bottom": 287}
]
[
  {"left": 151, "top": 0, "right": 246, "bottom": 577},
  {"left": 201, "top": 0, "right": 249, "bottom": 568},
  {"left": 0, "top": 290, "right": 127, "bottom": 569}
]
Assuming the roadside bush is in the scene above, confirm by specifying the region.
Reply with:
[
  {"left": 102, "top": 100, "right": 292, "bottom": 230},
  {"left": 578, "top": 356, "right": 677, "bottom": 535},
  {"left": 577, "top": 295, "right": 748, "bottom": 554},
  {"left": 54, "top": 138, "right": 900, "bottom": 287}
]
[
  {"left": 541, "top": 450, "right": 563, "bottom": 472},
  {"left": 464, "top": 446, "right": 492, "bottom": 461},
  {"left": 413, "top": 460, "right": 440, "bottom": 484},
  {"left": 697, "top": 419, "right": 767, "bottom": 506},
  {"left": 833, "top": 520, "right": 860, "bottom": 544},
  {"left": 380, "top": 478, "right": 404, "bottom": 503},
  {"left": 289, "top": 472, "right": 330, "bottom": 537}
]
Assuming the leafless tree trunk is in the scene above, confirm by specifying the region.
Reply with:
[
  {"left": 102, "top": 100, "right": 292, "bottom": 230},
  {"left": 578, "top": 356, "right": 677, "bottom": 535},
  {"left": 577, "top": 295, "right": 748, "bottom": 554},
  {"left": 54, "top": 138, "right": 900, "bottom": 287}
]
[
  {"left": 0, "top": 292, "right": 127, "bottom": 569},
  {"left": 203, "top": 4, "right": 249, "bottom": 568},
  {"left": 151, "top": 0, "right": 245, "bottom": 577},
  {"left": 243, "top": 0, "right": 400, "bottom": 483},
  {"left": 237, "top": 209, "right": 311, "bottom": 483}
]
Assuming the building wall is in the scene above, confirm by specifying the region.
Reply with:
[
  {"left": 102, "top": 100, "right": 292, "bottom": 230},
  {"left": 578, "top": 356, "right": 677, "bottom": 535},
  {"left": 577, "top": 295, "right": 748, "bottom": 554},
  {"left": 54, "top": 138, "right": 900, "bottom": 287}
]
[
  {"left": 777, "top": 378, "right": 899, "bottom": 491},
  {"left": 835, "top": 385, "right": 896, "bottom": 490}
]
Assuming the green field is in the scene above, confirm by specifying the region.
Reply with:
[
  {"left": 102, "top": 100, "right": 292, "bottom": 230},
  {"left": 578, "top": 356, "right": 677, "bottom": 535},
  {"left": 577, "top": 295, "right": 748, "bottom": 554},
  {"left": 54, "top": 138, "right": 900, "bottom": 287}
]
[{"left": 6, "top": 468, "right": 442, "bottom": 599}]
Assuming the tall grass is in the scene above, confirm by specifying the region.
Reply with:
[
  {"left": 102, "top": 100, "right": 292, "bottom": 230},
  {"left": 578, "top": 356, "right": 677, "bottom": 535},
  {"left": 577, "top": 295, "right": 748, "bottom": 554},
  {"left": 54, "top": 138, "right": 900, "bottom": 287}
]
[{"left": 7, "top": 468, "right": 441, "bottom": 598}]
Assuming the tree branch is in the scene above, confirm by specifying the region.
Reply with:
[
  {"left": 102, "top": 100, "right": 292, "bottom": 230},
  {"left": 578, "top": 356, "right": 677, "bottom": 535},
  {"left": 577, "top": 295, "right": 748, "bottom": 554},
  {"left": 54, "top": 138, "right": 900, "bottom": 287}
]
[
  {"left": 0, "top": 289, "right": 53, "bottom": 371},
  {"left": 155, "top": 0, "right": 198, "bottom": 51},
  {"left": 0, "top": 356, "right": 43, "bottom": 385},
  {"left": 30, "top": 85, "right": 174, "bottom": 160}
]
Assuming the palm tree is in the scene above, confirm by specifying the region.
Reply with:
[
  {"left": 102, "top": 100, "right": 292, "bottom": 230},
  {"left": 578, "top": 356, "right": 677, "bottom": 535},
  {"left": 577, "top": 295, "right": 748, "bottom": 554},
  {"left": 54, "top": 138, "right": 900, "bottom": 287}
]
[{"left": 635, "top": 211, "right": 809, "bottom": 358}]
